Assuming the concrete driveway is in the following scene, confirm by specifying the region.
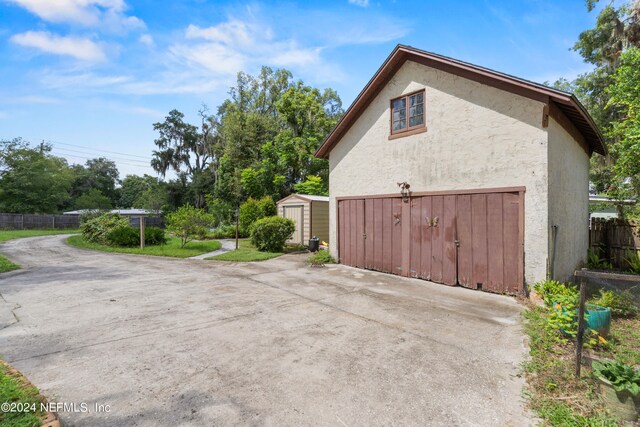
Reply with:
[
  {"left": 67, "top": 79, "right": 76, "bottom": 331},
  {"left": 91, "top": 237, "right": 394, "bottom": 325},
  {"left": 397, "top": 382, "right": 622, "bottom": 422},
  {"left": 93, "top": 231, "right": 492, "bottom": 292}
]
[{"left": 0, "top": 235, "right": 530, "bottom": 426}]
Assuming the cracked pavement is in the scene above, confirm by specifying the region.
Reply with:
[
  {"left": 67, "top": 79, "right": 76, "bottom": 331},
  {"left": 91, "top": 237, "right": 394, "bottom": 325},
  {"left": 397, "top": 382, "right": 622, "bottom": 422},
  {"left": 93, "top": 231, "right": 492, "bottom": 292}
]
[{"left": 0, "top": 235, "right": 532, "bottom": 426}]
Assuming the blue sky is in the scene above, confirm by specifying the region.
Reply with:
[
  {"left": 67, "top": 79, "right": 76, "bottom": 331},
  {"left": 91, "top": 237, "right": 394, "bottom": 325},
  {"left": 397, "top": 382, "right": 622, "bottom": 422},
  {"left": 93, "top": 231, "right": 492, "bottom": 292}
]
[{"left": 0, "top": 0, "right": 601, "bottom": 178}]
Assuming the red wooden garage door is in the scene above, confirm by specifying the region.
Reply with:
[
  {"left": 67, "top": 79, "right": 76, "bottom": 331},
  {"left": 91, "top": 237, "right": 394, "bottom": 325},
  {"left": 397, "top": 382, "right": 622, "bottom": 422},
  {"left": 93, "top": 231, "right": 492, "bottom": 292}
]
[{"left": 337, "top": 189, "right": 523, "bottom": 294}]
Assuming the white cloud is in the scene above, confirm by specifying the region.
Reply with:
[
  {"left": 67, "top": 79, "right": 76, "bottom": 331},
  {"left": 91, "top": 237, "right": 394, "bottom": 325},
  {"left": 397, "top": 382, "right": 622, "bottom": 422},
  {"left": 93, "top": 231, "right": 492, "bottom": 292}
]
[
  {"left": 348, "top": 0, "right": 369, "bottom": 7},
  {"left": 186, "top": 21, "right": 254, "bottom": 46},
  {"left": 173, "top": 19, "right": 326, "bottom": 78},
  {"left": 6, "top": 0, "right": 144, "bottom": 32},
  {"left": 138, "top": 34, "right": 154, "bottom": 46},
  {"left": 10, "top": 31, "right": 106, "bottom": 61}
]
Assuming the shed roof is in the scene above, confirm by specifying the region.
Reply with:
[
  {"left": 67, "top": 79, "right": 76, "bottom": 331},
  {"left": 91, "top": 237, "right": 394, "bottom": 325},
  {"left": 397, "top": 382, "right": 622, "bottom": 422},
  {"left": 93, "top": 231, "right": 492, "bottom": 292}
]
[
  {"left": 315, "top": 44, "right": 606, "bottom": 159},
  {"left": 277, "top": 194, "right": 330, "bottom": 204}
]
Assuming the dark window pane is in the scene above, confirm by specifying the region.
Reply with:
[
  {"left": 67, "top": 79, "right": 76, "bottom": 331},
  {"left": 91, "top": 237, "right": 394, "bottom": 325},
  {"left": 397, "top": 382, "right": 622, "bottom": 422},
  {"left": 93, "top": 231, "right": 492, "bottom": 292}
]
[
  {"left": 409, "top": 117, "right": 417, "bottom": 127},
  {"left": 417, "top": 92, "right": 423, "bottom": 103},
  {"left": 410, "top": 106, "right": 416, "bottom": 117},
  {"left": 392, "top": 98, "right": 405, "bottom": 111},
  {"left": 393, "top": 120, "right": 406, "bottom": 131},
  {"left": 417, "top": 104, "right": 423, "bottom": 115},
  {"left": 393, "top": 111, "right": 400, "bottom": 121},
  {"left": 399, "top": 109, "right": 406, "bottom": 119},
  {"left": 409, "top": 95, "right": 416, "bottom": 106},
  {"left": 414, "top": 115, "right": 424, "bottom": 126}
]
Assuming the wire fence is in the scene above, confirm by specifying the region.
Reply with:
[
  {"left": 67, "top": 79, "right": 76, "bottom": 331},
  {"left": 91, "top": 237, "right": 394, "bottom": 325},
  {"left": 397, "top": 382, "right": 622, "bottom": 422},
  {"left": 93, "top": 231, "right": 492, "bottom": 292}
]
[{"left": 0, "top": 213, "right": 164, "bottom": 230}]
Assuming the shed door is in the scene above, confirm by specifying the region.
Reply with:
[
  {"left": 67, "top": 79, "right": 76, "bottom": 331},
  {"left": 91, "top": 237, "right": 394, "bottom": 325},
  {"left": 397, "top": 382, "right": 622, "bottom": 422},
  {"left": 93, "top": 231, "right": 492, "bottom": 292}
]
[{"left": 283, "top": 205, "right": 304, "bottom": 244}]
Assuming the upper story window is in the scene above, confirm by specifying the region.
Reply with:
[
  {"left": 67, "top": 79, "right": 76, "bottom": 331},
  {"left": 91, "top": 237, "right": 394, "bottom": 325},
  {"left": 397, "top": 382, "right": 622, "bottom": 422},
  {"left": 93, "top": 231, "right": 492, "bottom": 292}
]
[{"left": 390, "top": 90, "right": 425, "bottom": 136}]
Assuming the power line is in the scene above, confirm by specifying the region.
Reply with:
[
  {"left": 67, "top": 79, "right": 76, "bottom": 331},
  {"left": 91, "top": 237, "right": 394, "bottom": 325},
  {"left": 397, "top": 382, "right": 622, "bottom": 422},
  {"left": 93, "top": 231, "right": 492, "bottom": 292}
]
[
  {"left": 51, "top": 146, "right": 151, "bottom": 165},
  {"left": 50, "top": 151, "right": 156, "bottom": 170},
  {"left": 4, "top": 136, "right": 154, "bottom": 162},
  {"left": 46, "top": 139, "right": 152, "bottom": 160}
]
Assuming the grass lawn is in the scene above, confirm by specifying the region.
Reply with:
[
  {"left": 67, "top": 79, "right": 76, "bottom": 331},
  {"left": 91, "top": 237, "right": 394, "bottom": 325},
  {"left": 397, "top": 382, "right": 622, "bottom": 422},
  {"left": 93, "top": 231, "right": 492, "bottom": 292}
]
[
  {"left": 0, "top": 229, "right": 79, "bottom": 243},
  {"left": 522, "top": 304, "right": 640, "bottom": 426},
  {"left": 0, "top": 361, "right": 45, "bottom": 427},
  {"left": 207, "top": 240, "right": 304, "bottom": 262},
  {"left": 0, "top": 255, "right": 19, "bottom": 273},
  {"left": 67, "top": 235, "right": 221, "bottom": 258}
]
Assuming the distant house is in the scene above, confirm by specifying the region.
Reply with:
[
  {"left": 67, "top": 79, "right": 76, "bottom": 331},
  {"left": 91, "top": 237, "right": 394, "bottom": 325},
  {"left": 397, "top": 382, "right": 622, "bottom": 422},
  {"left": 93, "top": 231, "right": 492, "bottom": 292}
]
[
  {"left": 63, "top": 209, "right": 159, "bottom": 216},
  {"left": 315, "top": 45, "right": 606, "bottom": 293},
  {"left": 589, "top": 195, "right": 636, "bottom": 220}
]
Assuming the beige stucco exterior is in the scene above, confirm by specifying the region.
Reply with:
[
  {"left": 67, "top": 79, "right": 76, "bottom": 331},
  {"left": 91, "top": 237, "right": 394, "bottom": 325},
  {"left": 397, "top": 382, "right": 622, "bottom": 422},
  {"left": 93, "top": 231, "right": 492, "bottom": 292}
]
[
  {"left": 328, "top": 60, "right": 590, "bottom": 285},
  {"left": 547, "top": 116, "right": 590, "bottom": 281}
]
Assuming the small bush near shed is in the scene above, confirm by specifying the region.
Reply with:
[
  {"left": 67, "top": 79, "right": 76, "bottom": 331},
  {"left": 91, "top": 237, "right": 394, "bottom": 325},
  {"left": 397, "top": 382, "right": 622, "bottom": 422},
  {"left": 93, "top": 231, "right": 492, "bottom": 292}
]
[
  {"left": 307, "top": 250, "right": 336, "bottom": 267},
  {"left": 144, "top": 227, "right": 167, "bottom": 245},
  {"left": 239, "top": 196, "right": 277, "bottom": 236},
  {"left": 107, "top": 226, "right": 139, "bottom": 247},
  {"left": 81, "top": 213, "right": 128, "bottom": 245},
  {"left": 250, "top": 216, "right": 295, "bottom": 252}
]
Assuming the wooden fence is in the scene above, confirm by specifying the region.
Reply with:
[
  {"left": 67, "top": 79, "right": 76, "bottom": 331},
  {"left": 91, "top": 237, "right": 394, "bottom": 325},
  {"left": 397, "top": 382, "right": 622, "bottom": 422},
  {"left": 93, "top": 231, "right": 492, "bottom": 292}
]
[
  {"left": 0, "top": 214, "right": 164, "bottom": 230},
  {"left": 589, "top": 218, "right": 640, "bottom": 270}
]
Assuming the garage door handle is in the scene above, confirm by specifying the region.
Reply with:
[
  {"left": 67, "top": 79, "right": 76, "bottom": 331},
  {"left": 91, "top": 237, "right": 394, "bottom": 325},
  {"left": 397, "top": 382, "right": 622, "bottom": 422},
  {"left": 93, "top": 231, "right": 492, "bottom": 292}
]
[{"left": 454, "top": 240, "right": 460, "bottom": 247}]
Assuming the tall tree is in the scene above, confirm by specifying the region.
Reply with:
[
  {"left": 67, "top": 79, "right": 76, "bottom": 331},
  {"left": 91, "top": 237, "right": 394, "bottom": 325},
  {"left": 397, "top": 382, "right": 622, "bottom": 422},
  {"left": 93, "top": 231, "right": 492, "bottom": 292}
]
[
  {"left": 0, "top": 139, "right": 73, "bottom": 213},
  {"left": 570, "top": 0, "right": 640, "bottom": 196},
  {"left": 151, "top": 107, "right": 220, "bottom": 207},
  {"left": 71, "top": 158, "right": 120, "bottom": 205}
]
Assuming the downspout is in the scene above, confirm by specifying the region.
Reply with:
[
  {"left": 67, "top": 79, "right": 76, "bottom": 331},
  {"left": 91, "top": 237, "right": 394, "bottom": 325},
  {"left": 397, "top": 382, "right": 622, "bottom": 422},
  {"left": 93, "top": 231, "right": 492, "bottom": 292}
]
[{"left": 550, "top": 224, "right": 559, "bottom": 280}]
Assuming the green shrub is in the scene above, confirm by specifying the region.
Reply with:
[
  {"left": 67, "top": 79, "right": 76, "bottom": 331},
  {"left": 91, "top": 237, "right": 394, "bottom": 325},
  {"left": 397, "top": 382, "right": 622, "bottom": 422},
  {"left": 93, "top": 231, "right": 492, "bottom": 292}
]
[
  {"left": 79, "top": 209, "right": 109, "bottom": 225},
  {"left": 250, "top": 216, "right": 295, "bottom": 252},
  {"left": 81, "top": 213, "right": 128, "bottom": 244},
  {"left": 626, "top": 250, "right": 640, "bottom": 274},
  {"left": 592, "top": 360, "right": 640, "bottom": 395},
  {"left": 533, "top": 280, "right": 578, "bottom": 308},
  {"left": 144, "top": 227, "right": 167, "bottom": 245},
  {"left": 307, "top": 250, "right": 336, "bottom": 266},
  {"left": 239, "top": 196, "right": 276, "bottom": 236},
  {"left": 166, "top": 205, "right": 214, "bottom": 248},
  {"left": 107, "top": 226, "right": 139, "bottom": 247},
  {"left": 590, "top": 289, "right": 638, "bottom": 318},
  {"left": 206, "top": 197, "right": 235, "bottom": 227},
  {"left": 210, "top": 224, "right": 237, "bottom": 239},
  {"left": 587, "top": 248, "right": 612, "bottom": 270}
]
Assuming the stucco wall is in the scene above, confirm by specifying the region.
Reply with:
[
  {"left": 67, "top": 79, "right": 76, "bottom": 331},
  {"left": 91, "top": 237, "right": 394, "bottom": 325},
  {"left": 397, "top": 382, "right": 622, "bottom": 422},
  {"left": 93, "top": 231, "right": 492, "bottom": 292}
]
[
  {"left": 547, "top": 115, "right": 590, "bottom": 281},
  {"left": 328, "top": 60, "right": 551, "bottom": 284}
]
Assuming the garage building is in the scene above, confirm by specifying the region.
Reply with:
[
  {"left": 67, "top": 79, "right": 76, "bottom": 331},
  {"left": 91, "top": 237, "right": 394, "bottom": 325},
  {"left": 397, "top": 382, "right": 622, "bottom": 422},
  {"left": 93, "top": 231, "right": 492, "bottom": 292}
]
[{"left": 315, "top": 45, "right": 606, "bottom": 294}]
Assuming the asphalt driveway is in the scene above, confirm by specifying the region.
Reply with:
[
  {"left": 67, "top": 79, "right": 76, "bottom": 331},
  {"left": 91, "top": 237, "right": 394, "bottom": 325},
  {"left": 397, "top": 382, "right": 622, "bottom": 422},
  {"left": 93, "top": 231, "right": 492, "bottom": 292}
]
[{"left": 0, "top": 235, "right": 531, "bottom": 426}]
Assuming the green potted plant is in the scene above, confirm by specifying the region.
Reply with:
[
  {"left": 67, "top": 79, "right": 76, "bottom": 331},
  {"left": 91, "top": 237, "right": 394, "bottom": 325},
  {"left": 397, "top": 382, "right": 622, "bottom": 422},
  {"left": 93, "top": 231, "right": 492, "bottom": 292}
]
[{"left": 592, "top": 360, "right": 640, "bottom": 422}]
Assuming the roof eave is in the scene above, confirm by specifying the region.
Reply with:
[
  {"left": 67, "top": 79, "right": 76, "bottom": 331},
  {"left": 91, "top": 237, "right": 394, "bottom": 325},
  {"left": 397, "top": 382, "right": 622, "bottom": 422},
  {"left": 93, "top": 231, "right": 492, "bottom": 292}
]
[{"left": 315, "top": 45, "right": 606, "bottom": 159}]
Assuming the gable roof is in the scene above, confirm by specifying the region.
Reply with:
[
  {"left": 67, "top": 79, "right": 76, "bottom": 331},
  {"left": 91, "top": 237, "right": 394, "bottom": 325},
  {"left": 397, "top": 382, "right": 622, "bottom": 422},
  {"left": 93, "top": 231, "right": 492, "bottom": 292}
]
[
  {"left": 277, "top": 194, "right": 330, "bottom": 204},
  {"left": 315, "top": 44, "right": 606, "bottom": 159}
]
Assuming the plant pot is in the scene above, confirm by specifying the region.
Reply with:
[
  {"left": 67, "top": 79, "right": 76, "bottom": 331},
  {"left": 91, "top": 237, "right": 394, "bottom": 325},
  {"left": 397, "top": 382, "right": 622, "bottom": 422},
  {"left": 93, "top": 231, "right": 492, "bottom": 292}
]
[
  {"left": 585, "top": 304, "right": 611, "bottom": 338},
  {"left": 598, "top": 377, "right": 640, "bottom": 422},
  {"left": 552, "top": 303, "right": 611, "bottom": 338}
]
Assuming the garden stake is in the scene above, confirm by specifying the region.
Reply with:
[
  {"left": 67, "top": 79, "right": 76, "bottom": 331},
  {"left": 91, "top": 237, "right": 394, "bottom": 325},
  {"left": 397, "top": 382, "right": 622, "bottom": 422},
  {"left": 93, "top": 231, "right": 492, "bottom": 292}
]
[{"left": 575, "top": 278, "right": 587, "bottom": 378}]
